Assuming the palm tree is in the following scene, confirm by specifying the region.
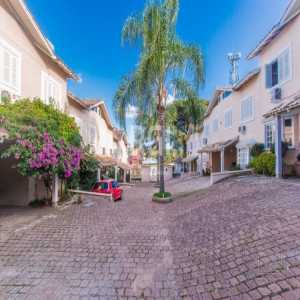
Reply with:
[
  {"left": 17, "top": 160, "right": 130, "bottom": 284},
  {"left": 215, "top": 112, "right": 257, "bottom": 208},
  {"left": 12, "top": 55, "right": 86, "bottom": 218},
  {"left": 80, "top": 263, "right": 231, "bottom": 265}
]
[
  {"left": 166, "top": 98, "right": 208, "bottom": 156},
  {"left": 114, "top": 0, "right": 204, "bottom": 194}
]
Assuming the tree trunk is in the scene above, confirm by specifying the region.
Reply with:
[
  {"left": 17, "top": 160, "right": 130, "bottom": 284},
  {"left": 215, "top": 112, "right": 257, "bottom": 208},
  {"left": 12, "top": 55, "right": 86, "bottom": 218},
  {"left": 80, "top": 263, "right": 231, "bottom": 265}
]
[
  {"left": 158, "top": 109, "right": 165, "bottom": 194},
  {"left": 156, "top": 138, "right": 159, "bottom": 185},
  {"left": 183, "top": 139, "right": 187, "bottom": 157}
]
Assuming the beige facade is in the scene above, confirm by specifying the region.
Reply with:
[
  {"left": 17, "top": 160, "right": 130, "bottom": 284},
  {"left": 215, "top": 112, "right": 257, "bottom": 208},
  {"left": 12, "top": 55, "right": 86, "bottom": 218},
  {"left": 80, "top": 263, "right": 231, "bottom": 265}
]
[
  {"left": 67, "top": 93, "right": 115, "bottom": 158},
  {"left": 68, "top": 93, "right": 130, "bottom": 182},
  {"left": 0, "top": 0, "right": 76, "bottom": 205},
  {"left": 141, "top": 159, "right": 173, "bottom": 183},
  {"left": 0, "top": 0, "right": 76, "bottom": 109},
  {"left": 196, "top": 0, "right": 300, "bottom": 175}
]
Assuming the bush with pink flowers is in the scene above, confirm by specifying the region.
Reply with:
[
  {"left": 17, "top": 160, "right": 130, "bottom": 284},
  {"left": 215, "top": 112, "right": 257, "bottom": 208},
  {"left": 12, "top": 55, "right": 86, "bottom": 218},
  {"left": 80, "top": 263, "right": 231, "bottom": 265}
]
[{"left": 0, "top": 99, "right": 82, "bottom": 198}]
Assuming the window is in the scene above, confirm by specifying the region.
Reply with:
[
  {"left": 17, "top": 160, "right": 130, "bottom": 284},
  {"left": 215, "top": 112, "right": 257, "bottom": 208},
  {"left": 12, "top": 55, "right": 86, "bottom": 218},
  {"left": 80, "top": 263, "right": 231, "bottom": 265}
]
[
  {"left": 266, "top": 48, "right": 291, "bottom": 88},
  {"left": 238, "top": 148, "right": 249, "bottom": 168},
  {"left": 224, "top": 109, "right": 233, "bottom": 128},
  {"left": 241, "top": 97, "right": 254, "bottom": 123},
  {"left": 222, "top": 91, "right": 232, "bottom": 100},
  {"left": 0, "top": 39, "right": 21, "bottom": 94},
  {"left": 41, "top": 72, "right": 62, "bottom": 109},
  {"left": 112, "top": 181, "right": 118, "bottom": 188},
  {"left": 110, "top": 148, "right": 113, "bottom": 156},
  {"left": 102, "top": 147, "right": 106, "bottom": 155},
  {"left": 88, "top": 125, "right": 96, "bottom": 147},
  {"left": 204, "top": 124, "right": 210, "bottom": 136},
  {"left": 213, "top": 119, "right": 218, "bottom": 132},
  {"left": 283, "top": 117, "right": 294, "bottom": 148},
  {"left": 264, "top": 122, "right": 275, "bottom": 149}
]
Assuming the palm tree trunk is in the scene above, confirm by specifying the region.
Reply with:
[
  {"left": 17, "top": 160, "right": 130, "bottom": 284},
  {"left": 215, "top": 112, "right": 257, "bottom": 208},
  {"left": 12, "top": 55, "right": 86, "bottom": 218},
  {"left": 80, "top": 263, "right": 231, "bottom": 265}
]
[
  {"left": 156, "top": 138, "right": 159, "bottom": 185},
  {"left": 158, "top": 109, "right": 165, "bottom": 194}
]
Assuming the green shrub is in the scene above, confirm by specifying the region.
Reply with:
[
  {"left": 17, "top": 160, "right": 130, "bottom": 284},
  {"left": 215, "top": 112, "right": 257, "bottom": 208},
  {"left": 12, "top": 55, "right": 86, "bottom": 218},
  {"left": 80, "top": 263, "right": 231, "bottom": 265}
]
[
  {"left": 250, "top": 152, "right": 276, "bottom": 176},
  {"left": 153, "top": 192, "right": 172, "bottom": 198},
  {"left": 250, "top": 143, "right": 265, "bottom": 158}
]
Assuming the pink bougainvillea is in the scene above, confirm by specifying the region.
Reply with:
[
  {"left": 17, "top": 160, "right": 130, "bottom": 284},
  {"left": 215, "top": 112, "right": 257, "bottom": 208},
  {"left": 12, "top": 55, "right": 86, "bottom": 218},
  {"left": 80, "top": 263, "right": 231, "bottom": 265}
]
[{"left": 13, "top": 131, "right": 81, "bottom": 179}]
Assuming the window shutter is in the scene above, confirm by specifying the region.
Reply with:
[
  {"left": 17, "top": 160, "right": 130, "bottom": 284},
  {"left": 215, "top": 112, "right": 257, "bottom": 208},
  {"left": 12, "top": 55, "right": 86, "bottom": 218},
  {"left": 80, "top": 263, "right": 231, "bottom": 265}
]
[
  {"left": 264, "top": 125, "right": 268, "bottom": 147},
  {"left": 278, "top": 49, "right": 290, "bottom": 83},
  {"left": 265, "top": 64, "right": 272, "bottom": 88},
  {"left": 284, "top": 49, "right": 290, "bottom": 80},
  {"left": 3, "top": 50, "right": 10, "bottom": 84},
  {"left": 11, "top": 56, "right": 17, "bottom": 88}
]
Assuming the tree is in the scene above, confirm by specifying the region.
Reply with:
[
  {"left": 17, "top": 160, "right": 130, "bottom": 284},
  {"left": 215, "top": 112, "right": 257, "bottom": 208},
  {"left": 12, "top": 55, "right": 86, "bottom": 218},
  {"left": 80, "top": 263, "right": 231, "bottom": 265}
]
[
  {"left": 114, "top": 0, "right": 204, "bottom": 194},
  {"left": 166, "top": 98, "right": 208, "bottom": 156}
]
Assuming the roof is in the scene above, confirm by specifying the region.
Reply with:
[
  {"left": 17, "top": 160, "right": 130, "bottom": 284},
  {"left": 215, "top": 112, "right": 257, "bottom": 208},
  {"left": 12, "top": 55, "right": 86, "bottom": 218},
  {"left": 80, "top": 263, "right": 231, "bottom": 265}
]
[
  {"left": 205, "top": 86, "right": 233, "bottom": 117},
  {"left": 204, "top": 68, "right": 260, "bottom": 121},
  {"left": 182, "top": 154, "right": 198, "bottom": 163},
  {"left": 96, "top": 155, "right": 117, "bottom": 167},
  {"left": 248, "top": 0, "right": 300, "bottom": 59},
  {"left": 67, "top": 92, "right": 88, "bottom": 109},
  {"left": 199, "top": 137, "right": 239, "bottom": 153},
  {"left": 5, "top": 0, "right": 78, "bottom": 80},
  {"left": 67, "top": 92, "right": 114, "bottom": 129},
  {"left": 232, "top": 68, "right": 260, "bottom": 91},
  {"left": 81, "top": 99, "right": 101, "bottom": 108},
  {"left": 264, "top": 91, "right": 300, "bottom": 118}
]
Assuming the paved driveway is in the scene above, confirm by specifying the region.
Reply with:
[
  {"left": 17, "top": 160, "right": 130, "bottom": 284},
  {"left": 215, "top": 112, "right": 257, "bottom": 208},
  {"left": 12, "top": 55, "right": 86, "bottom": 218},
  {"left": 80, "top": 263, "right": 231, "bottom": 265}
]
[{"left": 0, "top": 176, "right": 300, "bottom": 299}]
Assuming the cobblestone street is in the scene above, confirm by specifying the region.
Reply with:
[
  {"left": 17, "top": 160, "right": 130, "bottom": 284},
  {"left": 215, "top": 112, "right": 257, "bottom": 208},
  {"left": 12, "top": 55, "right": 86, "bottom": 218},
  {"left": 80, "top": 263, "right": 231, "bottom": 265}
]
[{"left": 1, "top": 176, "right": 300, "bottom": 299}]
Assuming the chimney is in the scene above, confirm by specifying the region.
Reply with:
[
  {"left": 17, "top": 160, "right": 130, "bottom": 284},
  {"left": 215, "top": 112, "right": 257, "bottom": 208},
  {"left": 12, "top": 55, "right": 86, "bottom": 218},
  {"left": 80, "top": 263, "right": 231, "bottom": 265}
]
[{"left": 227, "top": 52, "right": 241, "bottom": 85}]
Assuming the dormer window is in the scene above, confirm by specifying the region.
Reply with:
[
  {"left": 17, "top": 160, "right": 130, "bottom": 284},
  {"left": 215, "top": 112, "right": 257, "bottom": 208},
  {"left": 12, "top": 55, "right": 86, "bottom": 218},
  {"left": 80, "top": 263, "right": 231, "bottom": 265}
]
[{"left": 222, "top": 91, "right": 231, "bottom": 100}]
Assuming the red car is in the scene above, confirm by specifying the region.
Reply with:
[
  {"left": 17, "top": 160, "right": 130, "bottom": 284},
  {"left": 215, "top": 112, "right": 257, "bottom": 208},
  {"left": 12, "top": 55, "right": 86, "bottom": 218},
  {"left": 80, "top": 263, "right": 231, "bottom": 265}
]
[{"left": 92, "top": 179, "right": 123, "bottom": 201}]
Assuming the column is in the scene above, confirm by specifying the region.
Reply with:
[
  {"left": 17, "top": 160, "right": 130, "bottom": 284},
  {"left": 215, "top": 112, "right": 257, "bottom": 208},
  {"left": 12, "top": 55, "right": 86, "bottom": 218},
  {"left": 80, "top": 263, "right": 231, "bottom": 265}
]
[
  {"left": 97, "top": 167, "right": 101, "bottom": 181},
  {"left": 114, "top": 166, "right": 118, "bottom": 181},
  {"left": 275, "top": 115, "right": 283, "bottom": 178},
  {"left": 52, "top": 175, "right": 59, "bottom": 207},
  {"left": 199, "top": 153, "right": 203, "bottom": 176},
  {"left": 221, "top": 148, "right": 225, "bottom": 172}
]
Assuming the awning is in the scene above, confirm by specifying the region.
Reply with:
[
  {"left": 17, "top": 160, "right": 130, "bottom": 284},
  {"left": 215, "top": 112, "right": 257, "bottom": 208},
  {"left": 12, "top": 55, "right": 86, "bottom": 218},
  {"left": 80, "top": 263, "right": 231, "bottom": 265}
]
[
  {"left": 236, "top": 138, "right": 256, "bottom": 149},
  {"left": 182, "top": 154, "right": 199, "bottom": 163},
  {"left": 199, "top": 136, "right": 239, "bottom": 153},
  {"left": 96, "top": 155, "right": 117, "bottom": 167},
  {"left": 264, "top": 92, "right": 300, "bottom": 118},
  {"left": 117, "top": 161, "right": 131, "bottom": 170}
]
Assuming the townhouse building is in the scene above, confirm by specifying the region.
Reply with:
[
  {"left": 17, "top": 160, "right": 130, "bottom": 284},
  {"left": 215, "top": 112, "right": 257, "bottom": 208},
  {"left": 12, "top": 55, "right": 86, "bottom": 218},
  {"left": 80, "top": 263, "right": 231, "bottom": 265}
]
[
  {"left": 0, "top": 0, "right": 77, "bottom": 205},
  {"left": 187, "top": 0, "right": 300, "bottom": 179},
  {"left": 0, "top": 0, "right": 130, "bottom": 205},
  {"left": 249, "top": 0, "right": 300, "bottom": 177},
  {"left": 68, "top": 93, "right": 130, "bottom": 182}
]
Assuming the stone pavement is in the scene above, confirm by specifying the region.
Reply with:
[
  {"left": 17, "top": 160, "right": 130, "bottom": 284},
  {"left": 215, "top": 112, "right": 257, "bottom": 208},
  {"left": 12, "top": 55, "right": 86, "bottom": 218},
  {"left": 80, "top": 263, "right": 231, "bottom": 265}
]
[{"left": 0, "top": 176, "right": 300, "bottom": 299}]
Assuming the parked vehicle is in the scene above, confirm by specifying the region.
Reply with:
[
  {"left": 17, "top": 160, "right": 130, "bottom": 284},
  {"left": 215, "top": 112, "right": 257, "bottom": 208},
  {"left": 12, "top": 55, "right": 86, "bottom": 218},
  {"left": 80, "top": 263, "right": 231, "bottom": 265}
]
[{"left": 92, "top": 180, "right": 123, "bottom": 201}]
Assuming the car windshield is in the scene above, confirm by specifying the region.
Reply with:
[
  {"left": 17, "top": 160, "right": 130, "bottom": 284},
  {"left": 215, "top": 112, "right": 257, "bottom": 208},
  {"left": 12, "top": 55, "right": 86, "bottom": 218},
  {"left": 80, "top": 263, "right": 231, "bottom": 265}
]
[
  {"left": 94, "top": 182, "right": 108, "bottom": 190},
  {"left": 112, "top": 181, "right": 118, "bottom": 188}
]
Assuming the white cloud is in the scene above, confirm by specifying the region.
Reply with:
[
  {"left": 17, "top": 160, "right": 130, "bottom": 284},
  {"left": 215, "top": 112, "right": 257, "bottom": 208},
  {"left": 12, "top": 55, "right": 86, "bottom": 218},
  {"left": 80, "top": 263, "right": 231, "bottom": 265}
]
[
  {"left": 126, "top": 104, "right": 138, "bottom": 119},
  {"left": 166, "top": 94, "right": 175, "bottom": 105},
  {"left": 77, "top": 73, "right": 83, "bottom": 84}
]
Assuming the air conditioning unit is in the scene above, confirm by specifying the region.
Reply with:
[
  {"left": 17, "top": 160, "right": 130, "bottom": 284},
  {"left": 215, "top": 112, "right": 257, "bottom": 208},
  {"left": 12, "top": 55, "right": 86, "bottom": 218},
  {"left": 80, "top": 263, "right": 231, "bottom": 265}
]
[
  {"left": 238, "top": 125, "right": 247, "bottom": 134},
  {"left": 203, "top": 138, "right": 208, "bottom": 145},
  {"left": 271, "top": 87, "right": 282, "bottom": 102}
]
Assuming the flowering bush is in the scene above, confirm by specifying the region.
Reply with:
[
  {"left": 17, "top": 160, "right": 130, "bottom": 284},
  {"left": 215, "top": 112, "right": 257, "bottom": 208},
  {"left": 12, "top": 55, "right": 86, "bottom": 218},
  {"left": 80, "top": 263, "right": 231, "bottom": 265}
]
[
  {"left": 0, "top": 99, "right": 82, "bottom": 198},
  {"left": 3, "top": 129, "right": 81, "bottom": 179}
]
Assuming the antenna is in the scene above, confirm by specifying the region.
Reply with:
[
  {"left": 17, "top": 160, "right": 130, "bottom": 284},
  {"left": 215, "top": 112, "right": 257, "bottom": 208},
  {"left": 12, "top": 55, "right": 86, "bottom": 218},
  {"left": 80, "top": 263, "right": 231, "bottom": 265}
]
[{"left": 227, "top": 52, "right": 241, "bottom": 85}]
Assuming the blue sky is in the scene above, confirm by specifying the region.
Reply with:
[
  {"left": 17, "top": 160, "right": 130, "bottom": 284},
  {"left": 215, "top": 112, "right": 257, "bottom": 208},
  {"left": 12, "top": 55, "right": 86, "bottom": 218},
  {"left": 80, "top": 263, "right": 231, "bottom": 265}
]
[{"left": 27, "top": 0, "right": 288, "bottom": 143}]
